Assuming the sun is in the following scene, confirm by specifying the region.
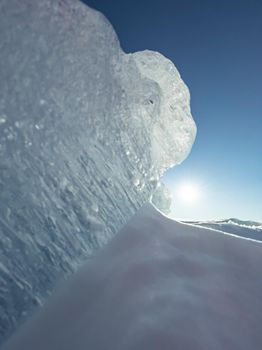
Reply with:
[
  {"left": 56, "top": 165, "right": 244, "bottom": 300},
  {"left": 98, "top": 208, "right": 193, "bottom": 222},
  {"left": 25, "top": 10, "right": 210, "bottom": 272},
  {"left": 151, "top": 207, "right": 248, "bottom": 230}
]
[{"left": 176, "top": 181, "right": 201, "bottom": 204}]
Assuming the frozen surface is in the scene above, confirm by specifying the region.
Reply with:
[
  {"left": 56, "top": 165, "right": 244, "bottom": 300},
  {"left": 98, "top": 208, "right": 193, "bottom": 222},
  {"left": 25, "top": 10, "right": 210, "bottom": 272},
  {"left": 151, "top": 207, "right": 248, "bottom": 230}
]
[
  {"left": 0, "top": 0, "right": 196, "bottom": 342},
  {"left": 2, "top": 204, "right": 262, "bottom": 350},
  {"left": 185, "top": 219, "right": 262, "bottom": 241}
]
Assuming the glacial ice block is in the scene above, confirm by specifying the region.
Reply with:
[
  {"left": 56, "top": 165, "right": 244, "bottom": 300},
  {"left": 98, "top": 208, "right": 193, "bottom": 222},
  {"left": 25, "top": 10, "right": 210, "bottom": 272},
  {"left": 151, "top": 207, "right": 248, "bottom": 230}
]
[{"left": 0, "top": 0, "right": 196, "bottom": 342}]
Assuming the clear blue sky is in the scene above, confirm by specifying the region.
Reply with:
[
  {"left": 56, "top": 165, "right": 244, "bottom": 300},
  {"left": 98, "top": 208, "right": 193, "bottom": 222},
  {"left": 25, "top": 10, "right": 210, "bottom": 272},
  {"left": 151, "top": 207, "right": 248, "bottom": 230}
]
[{"left": 84, "top": 0, "right": 262, "bottom": 221}]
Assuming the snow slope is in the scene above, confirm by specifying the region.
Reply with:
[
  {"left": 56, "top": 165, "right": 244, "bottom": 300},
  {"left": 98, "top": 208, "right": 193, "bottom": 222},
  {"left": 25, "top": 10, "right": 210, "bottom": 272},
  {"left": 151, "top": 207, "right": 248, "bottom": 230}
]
[
  {"left": 0, "top": 0, "right": 196, "bottom": 342},
  {"left": 2, "top": 203, "right": 262, "bottom": 350}
]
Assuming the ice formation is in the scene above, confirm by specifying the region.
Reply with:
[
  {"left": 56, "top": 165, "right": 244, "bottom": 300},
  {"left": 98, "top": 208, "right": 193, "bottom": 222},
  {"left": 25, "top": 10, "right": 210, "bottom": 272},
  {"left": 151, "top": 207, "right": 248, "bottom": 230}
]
[
  {"left": 0, "top": 0, "right": 196, "bottom": 342},
  {"left": 2, "top": 204, "right": 262, "bottom": 350},
  {"left": 151, "top": 182, "right": 173, "bottom": 215}
]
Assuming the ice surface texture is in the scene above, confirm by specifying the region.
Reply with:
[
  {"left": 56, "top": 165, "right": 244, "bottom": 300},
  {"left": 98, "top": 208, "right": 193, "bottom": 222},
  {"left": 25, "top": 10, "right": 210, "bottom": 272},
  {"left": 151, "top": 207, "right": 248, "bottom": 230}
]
[
  {"left": 2, "top": 204, "right": 262, "bottom": 350},
  {"left": 0, "top": 0, "right": 196, "bottom": 342},
  {"left": 151, "top": 182, "right": 173, "bottom": 215}
]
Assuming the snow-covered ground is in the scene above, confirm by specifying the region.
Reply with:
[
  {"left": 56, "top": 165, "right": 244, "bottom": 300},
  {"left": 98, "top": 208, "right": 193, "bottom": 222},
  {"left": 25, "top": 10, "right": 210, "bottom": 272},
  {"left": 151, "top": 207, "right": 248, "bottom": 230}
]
[{"left": 3, "top": 204, "right": 262, "bottom": 350}]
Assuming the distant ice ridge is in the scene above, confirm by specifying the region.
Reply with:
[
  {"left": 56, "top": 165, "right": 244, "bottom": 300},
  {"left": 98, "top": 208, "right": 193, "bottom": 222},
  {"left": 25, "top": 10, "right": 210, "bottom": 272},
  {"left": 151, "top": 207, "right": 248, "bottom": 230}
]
[
  {"left": 0, "top": 0, "right": 196, "bottom": 342},
  {"left": 184, "top": 219, "right": 262, "bottom": 241}
]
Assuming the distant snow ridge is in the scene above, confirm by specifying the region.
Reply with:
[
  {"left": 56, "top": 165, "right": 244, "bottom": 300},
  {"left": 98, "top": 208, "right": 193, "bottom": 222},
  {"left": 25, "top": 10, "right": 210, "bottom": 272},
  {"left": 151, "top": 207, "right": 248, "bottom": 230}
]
[
  {"left": 222, "top": 218, "right": 262, "bottom": 230},
  {"left": 0, "top": 0, "right": 196, "bottom": 342},
  {"left": 185, "top": 219, "right": 262, "bottom": 241}
]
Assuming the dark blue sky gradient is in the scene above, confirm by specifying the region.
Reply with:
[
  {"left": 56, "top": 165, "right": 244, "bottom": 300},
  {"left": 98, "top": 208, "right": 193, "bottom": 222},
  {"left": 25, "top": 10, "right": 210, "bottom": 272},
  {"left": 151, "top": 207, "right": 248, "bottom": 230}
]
[{"left": 84, "top": 0, "right": 262, "bottom": 221}]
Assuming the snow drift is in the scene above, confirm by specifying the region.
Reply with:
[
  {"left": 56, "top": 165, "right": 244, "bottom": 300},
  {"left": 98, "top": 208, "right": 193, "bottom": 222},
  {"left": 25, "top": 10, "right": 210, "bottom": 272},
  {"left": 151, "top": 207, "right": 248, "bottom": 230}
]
[
  {"left": 2, "top": 204, "right": 262, "bottom": 350},
  {"left": 0, "top": 0, "right": 196, "bottom": 342}
]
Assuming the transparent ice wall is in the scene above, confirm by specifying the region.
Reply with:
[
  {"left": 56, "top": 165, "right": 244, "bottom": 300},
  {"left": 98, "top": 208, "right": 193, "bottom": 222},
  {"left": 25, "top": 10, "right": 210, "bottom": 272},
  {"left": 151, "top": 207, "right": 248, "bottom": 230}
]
[{"left": 0, "top": 0, "right": 196, "bottom": 342}]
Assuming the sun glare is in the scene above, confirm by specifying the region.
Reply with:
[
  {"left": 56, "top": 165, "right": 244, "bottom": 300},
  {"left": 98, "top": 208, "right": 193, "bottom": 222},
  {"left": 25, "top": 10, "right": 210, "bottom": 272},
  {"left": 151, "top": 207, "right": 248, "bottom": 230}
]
[{"left": 176, "top": 182, "right": 201, "bottom": 204}]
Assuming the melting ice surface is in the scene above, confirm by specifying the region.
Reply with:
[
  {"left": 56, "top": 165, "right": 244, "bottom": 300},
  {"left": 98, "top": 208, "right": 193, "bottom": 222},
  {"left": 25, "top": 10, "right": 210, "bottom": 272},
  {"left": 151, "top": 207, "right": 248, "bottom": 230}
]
[{"left": 0, "top": 0, "right": 196, "bottom": 342}]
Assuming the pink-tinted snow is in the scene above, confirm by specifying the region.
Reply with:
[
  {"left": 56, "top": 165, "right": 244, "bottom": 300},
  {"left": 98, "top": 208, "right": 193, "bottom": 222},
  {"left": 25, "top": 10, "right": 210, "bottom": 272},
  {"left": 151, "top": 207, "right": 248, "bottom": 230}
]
[{"left": 3, "top": 204, "right": 262, "bottom": 350}]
